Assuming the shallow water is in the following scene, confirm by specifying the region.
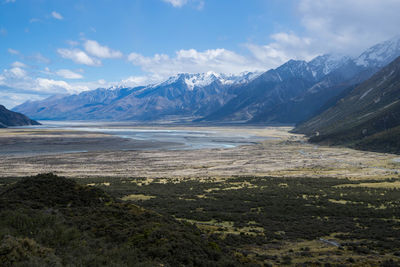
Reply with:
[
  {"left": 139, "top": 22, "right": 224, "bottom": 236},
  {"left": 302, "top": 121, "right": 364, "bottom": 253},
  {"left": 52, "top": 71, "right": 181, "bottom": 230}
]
[{"left": 21, "top": 121, "right": 267, "bottom": 150}]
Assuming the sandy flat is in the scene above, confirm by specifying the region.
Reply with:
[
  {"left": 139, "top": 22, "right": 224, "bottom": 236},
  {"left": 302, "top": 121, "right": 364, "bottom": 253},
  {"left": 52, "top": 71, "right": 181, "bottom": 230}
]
[{"left": 0, "top": 126, "right": 399, "bottom": 180}]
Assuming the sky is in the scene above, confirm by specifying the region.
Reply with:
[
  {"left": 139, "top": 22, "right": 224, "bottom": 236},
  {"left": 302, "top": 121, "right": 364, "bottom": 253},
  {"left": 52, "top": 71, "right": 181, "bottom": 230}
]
[{"left": 1, "top": 0, "right": 400, "bottom": 108}]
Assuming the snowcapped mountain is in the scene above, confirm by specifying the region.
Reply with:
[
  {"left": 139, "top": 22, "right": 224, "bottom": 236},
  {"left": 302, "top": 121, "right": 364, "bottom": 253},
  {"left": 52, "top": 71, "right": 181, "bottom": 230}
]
[
  {"left": 308, "top": 54, "right": 352, "bottom": 78},
  {"left": 204, "top": 36, "right": 400, "bottom": 124},
  {"left": 152, "top": 71, "right": 261, "bottom": 90},
  {"left": 13, "top": 72, "right": 259, "bottom": 121},
  {"left": 13, "top": 36, "right": 400, "bottom": 124},
  {"left": 356, "top": 35, "right": 400, "bottom": 68},
  {"left": 202, "top": 54, "right": 352, "bottom": 123}
]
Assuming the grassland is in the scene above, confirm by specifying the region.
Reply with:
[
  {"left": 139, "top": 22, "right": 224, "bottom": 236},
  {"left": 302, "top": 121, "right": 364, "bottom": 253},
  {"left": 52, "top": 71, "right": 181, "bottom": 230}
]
[
  {"left": 61, "top": 175, "right": 400, "bottom": 266},
  {"left": 2, "top": 174, "right": 400, "bottom": 266}
]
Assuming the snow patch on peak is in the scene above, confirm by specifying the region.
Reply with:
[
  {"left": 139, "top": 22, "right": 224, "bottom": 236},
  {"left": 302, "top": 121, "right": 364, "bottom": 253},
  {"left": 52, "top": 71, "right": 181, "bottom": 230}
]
[
  {"left": 309, "top": 54, "right": 350, "bottom": 76},
  {"left": 152, "top": 71, "right": 261, "bottom": 90},
  {"left": 184, "top": 72, "right": 219, "bottom": 90},
  {"left": 356, "top": 35, "right": 400, "bottom": 68}
]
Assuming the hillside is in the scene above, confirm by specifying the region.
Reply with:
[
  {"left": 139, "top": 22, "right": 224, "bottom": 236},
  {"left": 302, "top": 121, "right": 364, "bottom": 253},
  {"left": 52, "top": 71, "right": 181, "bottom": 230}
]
[
  {"left": 200, "top": 60, "right": 321, "bottom": 123},
  {"left": 0, "top": 173, "right": 243, "bottom": 266},
  {"left": 294, "top": 56, "right": 400, "bottom": 153},
  {"left": 0, "top": 105, "right": 40, "bottom": 128}
]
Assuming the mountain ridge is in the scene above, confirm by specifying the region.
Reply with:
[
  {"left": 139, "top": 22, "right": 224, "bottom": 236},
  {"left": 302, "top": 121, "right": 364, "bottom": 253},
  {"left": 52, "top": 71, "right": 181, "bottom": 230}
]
[
  {"left": 202, "top": 36, "right": 400, "bottom": 124},
  {"left": 294, "top": 55, "right": 400, "bottom": 154},
  {"left": 0, "top": 104, "right": 40, "bottom": 128}
]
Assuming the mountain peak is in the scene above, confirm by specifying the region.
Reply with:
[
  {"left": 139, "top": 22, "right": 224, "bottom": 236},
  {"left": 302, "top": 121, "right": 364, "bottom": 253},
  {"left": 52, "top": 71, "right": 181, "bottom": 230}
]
[
  {"left": 355, "top": 35, "right": 400, "bottom": 68},
  {"left": 308, "top": 54, "right": 351, "bottom": 78},
  {"left": 152, "top": 71, "right": 259, "bottom": 90}
]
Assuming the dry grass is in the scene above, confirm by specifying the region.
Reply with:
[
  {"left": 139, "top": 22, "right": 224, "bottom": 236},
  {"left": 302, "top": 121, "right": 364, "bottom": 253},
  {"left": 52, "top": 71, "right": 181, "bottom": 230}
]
[
  {"left": 121, "top": 194, "right": 156, "bottom": 201},
  {"left": 0, "top": 126, "right": 399, "bottom": 182},
  {"left": 335, "top": 181, "right": 400, "bottom": 189}
]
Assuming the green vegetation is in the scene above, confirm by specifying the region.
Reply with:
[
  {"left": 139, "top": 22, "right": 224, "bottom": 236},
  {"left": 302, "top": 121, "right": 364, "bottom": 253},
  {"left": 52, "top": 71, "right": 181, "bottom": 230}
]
[
  {"left": 2, "top": 173, "right": 400, "bottom": 266},
  {"left": 72, "top": 175, "right": 400, "bottom": 266},
  {"left": 354, "top": 125, "right": 400, "bottom": 154},
  {"left": 0, "top": 174, "right": 242, "bottom": 266}
]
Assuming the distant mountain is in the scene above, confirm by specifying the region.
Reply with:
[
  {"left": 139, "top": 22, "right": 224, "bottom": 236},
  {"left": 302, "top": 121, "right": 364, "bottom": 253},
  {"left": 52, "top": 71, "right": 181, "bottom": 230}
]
[
  {"left": 294, "top": 56, "right": 400, "bottom": 154},
  {"left": 204, "top": 36, "right": 400, "bottom": 124},
  {"left": 13, "top": 72, "right": 260, "bottom": 121},
  {"left": 13, "top": 36, "right": 400, "bottom": 124},
  {"left": 0, "top": 104, "right": 40, "bottom": 128}
]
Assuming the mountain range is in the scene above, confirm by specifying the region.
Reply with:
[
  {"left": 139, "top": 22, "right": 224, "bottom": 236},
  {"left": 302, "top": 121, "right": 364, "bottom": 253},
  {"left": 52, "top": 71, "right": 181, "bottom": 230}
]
[
  {"left": 13, "top": 72, "right": 260, "bottom": 121},
  {"left": 13, "top": 36, "right": 400, "bottom": 125},
  {"left": 4, "top": 36, "right": 400, "bottom": 155}
]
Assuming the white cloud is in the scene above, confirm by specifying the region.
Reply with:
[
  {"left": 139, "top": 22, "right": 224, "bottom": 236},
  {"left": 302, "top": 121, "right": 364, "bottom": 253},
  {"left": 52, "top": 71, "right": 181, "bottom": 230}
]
[
  {"left": 8, "top": 49, "right": 50, "bottom": 64},
  {"left": 56, "top": 69, "right": 84, "bottom": 79},
  {"left": 0, "top": 91, "right": 45, "bottom": 110},
  {"left": 246, "top": 32, "right": 317, "bottom": 67},
  {"left": 196, "top": 0, "right": 204, "bottom": 10},
  {"left": 0, "top": 65, "right": 89, "bottom": 99},
  {"left": 67, "top": 40, "right": 79, "bottom": 46},
  {"left": 4, "top": 0, "right": 16, "bottom": 3},
  {"left": 128, "top": 48, "right": 264, "bottom": 78},
  {"left": 238, "top": 0, "right": 400, "bottom": 67},
  {"left": 0, "top": 64, "right": 97, "bottom": 107},
  {"left": 84, "top": 40, "right": 122, "bottom": 58},
  {"left": 51, "top": 11, "right": 63, "bottom": 20},
  {"left": 162, "top": 0, "right": 204, "bottom": 9},
  {"left": 130, "top": 0, "right": 400, "bottom": 78},
  {"left": 162, "top": 0, "right": 187, "bottom": 7},
  {"left": 0, "top": 68, "right": 56, "bottom": 95},
  {"left": 8, "top": 48, "right": 19, "bottom": 55},
  {"left": 29, "top": 18, "right": 40, "bottom": 23},
  {"left": 5, "top": 67, "right": 27, "bottom": 78},
  {"left": 119, "top": 74, "right": 164, "bottom": 87},
  {"left": 57, "top": 48, "right": 101, "bottom": 66},
  {"left": 11, "top": 61, "right": 27, "bottom": 68},
  {"left": 297, "top": 0, "right": 400, "bottom": 55},
  {"left": 28, "top": 53, "right": 50, "bottom": 64},
  {"left": 35, "top": 78, "right": 87, "bottom": 93}
]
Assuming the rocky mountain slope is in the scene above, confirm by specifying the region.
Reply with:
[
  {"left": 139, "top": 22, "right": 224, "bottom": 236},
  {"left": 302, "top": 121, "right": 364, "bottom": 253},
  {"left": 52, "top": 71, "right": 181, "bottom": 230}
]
[
  {"left": 201, "top": 56, "right": 348, "bottom": 123},
  {"left": 294, "top": 56, "right": 400, "bottom": 154},
  {"left": 205, "top": 36, "right": 400, "bottom": 124},
  {"left": 0, "top": 104, "right": 40, "bottom": 128}
]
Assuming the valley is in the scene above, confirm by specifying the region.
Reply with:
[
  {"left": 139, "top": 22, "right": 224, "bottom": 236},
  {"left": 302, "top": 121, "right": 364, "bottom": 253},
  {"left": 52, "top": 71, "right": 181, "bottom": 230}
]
[
  {"left": 2, "top": 2, "right": 400, "bottom": 266},
  {"left": 0, "top": 125, "right": 400, "bottom": 266},
  {"left": 0, "top": 125, "right": 398, "bottom": 180}
]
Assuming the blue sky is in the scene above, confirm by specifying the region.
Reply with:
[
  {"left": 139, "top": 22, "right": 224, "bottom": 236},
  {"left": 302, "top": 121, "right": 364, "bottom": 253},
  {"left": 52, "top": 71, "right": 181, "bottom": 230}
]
[{"left": 1, "top": 0, "right": 400, "bottom": 108}]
